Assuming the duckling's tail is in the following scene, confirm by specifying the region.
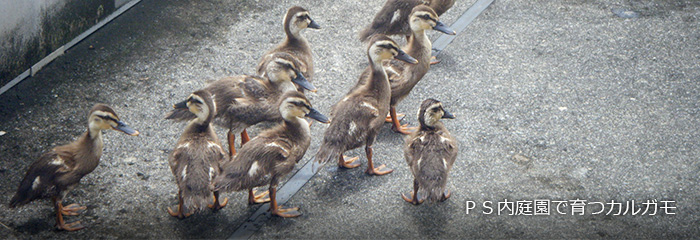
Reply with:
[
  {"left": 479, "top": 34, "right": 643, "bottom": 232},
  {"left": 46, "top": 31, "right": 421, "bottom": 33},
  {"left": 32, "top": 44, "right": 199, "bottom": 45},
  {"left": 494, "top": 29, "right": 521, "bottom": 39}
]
[
  {"left": 314, "top": 141, "right": 344, "bottom": 166},
  {"left": 418, "top": 171, "right": 448, "bottom": 203},
  {"left": 9, "top": 171, "right": 46, "bottom": 208},
  {"left": 358, "top": 27, "right": 376, "bottom": 43},
  {"left": 178, "top": 163, "right": 215, "bottom": 213}
]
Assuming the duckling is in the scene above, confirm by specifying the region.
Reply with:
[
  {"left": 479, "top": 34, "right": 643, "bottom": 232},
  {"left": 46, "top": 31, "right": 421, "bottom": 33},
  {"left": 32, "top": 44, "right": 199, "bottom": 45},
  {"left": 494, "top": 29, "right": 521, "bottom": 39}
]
[
  {"left": 315, "top": 35, "right": 417, "bottom": 175},
  {"left": 166, "top": 52, "right": 315, "bottom": 158},
  {"left": 167, "top": 90, "right": 230, "bottom": 218},
  {"left": 9, "top": 104, "right": 139, "bottom": 231},
  {"left": 213, "top": 91, "right": 329, "bottom": 217},
  {"left": 354, "top": 5, "right": 455, "bottom": 135},
  {"left": 402, "top": 98, "right": 457, "bottom": 204},
  {"left": 256, "top": 6, "right": 320, "bottom": 92},
  {"left": 358, "top": 0, "right": 455, "bottom": 42}
]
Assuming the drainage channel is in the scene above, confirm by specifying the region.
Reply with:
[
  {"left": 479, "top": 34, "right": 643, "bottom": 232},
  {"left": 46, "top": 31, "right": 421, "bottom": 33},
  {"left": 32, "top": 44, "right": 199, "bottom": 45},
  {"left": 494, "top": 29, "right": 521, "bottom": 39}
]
[{"left": 228, "top": 0, "right": 494, "bottom": 239}]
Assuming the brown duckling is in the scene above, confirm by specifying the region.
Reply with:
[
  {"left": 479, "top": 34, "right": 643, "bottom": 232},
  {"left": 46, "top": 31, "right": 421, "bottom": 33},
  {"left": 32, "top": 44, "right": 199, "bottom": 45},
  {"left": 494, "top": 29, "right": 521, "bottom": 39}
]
[
  {"left": 9, "top": 104, "right": 139, "bottom": 231},
  {"left": 213, "top": 91, "right": 329, "bottom": 217},
  {"left": 402, "top": 99, "right": 457, "bottom": 204},
  {"left": 166, "top": 52, "right": 316, "bottom": 157},
  {"left": 358, "top": 0, "right": 456, "bottom": 42},
  {"left": 354, "top": 5, "right": 455, "bottom": 135},
  {"left": 256, "top": 6, "right": 320, "bottom": 92},
  {"left": 315, "top": 35, "right": 417, "bottom": 175},
  {"left": 167, "top": 90, "right": 229, "bottom": 219}
]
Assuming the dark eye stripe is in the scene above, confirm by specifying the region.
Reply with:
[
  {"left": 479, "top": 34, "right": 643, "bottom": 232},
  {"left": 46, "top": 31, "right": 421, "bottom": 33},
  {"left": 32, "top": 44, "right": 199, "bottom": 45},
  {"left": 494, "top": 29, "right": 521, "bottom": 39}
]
[{"left": 99, "top": 115, "right": 118, "bottom": 122}]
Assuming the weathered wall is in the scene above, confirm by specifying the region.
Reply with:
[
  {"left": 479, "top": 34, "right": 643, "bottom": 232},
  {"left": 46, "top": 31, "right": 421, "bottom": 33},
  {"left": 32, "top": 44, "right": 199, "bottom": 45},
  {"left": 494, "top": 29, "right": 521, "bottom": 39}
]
[{"left": 0, "top": 0, "right": 116, "bottom": 86}]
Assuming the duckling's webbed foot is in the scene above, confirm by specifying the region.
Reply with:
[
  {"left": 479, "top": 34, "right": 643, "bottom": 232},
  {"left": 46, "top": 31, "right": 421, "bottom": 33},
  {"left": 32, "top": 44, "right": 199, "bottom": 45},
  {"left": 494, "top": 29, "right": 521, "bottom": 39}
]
[
  {"left": 440, "top": 189, "right": 451, "bottom": 202},
  {"left": 248, "top": 189, "right": 271, "bottom": 205},
  {"left": 401, "top": 191, "right": 425, "bottom": 205},
  {"left": 391, "top": 123, "right": 417, "bottom": 135},
  {"left": 60, "top": 203, "right": 86, "bottom": 216},
  {"left": 364, "top": 146, "right": 393, "bottom": 175},
  {"left": 54, "top": 198, "right": 85, "bottom": 231},
  {"left": 389, "top": 107, "right": 416, "bottom": 135},
  {"left": 167, "top": 205, "right": 193, "bottom": 219},
  {"left": 208, "top": 191, "right": 229, "bottom": 211},
  {"left": 338, "top": 155, "right": 360, "bottom": 169},
  {"left": 384, "top": 113, "right": 405, "bottom": 123},
  {"left": 429, "top": 56, "right": 441, "bottom": 65},
  {"left": 168, "top": 192, "right": 193, "bottom": 219},
  {"left": 57, "top": 219, "right": 85, "bottom": 231},
  {"left": 272, "top": 206, "right": 301, "bottom": 218},
  {"left": 269, "top": 187, "right": 301, "bottom": 218}
]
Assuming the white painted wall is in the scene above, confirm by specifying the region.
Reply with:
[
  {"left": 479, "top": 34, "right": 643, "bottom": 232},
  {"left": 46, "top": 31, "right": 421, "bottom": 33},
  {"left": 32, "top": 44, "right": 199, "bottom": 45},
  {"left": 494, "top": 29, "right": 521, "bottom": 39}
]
[{"left": 0, "top": 0, "right": 66, "bottom": 43}]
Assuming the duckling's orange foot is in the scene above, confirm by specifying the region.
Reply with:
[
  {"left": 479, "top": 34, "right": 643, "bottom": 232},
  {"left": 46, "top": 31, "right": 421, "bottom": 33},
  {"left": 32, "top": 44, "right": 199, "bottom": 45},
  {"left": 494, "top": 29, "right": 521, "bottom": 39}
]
[
  {"left": 60, "top": 203, "right": 87, "bottom": 216},
  {"left": 385, "top": 113, "right": 405, "bottom": 123},
  {"left": 366, "top": 164, "right": 393, "bottom": 175},
  {"left": 440, "top": 189, "right": 452, "bottom": 202},
  {"left": 338, "top": 155, "right": 360, "bottom": 169},
  {"left": 271, "top": 206, "right": 301, "bottom": 218},
  {"left": 248, "top": 190, "right": 271, "bottom": 205},
  {"left": 57, "top": 220, "right": 85, "bottom": 231},
  {"left": 208, "top": 197, "right": 229, "bottom": 211},
  {"left": 391, "top": 123, "right": 417, "bottom": 135},
  {"left": 401, "top": 191, "right": 425, "bottom": 205},
  {"left": 430, "top": 56, "right": 441, "bottom": 65},
  {"left": 167, "top": 205, "right": 193, "bottom": 219}
]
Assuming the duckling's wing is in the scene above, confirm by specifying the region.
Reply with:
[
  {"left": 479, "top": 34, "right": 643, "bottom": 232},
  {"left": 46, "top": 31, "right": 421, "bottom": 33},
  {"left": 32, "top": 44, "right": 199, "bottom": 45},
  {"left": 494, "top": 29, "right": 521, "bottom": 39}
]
[
  {"left": 10, "top": 150, "right": 76, "bottom": 207},
  {"left": 437, "top": 131, "right": 458, "bottom": 169},
  {"left": 360, "top": 0, "right": 422, "bottom": 41},
  {"left": 385, "top": 59, "right": 408, "bottom": 84},
  {"left": 404, "top": 133, "right": 426, "bottom": 168}
]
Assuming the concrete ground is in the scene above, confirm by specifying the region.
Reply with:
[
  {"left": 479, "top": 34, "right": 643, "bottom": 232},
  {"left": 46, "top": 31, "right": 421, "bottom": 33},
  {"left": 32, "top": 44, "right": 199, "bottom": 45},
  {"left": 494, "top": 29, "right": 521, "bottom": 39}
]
[{"left": 0, "top": 0, "right": 699, "bottom": 238}]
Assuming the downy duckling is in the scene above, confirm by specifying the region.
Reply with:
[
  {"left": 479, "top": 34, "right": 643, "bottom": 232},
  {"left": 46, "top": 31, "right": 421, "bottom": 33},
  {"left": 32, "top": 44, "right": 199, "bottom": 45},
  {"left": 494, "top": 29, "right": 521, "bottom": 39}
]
[
  {"left": 358, "top": 0, "right": 455, "bottom": 42},
  {"left": 315, "top": 35, "right": 417, "bottom": 175},
  {"left": 167, "top": 90, "right": 229, "bottom": 219},
  {"left": 354, "top": 5, "right": 455, "bottom": 135},
  {"left": 256, "top": 6, "right": 320, "bottom": 92},
  {"left": 402, "top": 99, "right": 457, "bottom": 204},
  {"left": 166, "top": 52, "right": 316, "bottom": 157},
  {"left": 9, "top": 104, "right": 139, "bottom": 231},
  {"left": 213, "top": 91, "right": 329, "bottom": 217}
]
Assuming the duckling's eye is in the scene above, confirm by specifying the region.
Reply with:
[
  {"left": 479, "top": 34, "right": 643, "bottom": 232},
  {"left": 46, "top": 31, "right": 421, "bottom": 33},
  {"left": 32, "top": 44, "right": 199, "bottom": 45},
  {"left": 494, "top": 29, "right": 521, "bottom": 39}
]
[
  {"left": 190, "top": 99, "right": 202, "bottom": 105},
  {"left": 419, "top": 15, "right": 430, "bottom": 20}
]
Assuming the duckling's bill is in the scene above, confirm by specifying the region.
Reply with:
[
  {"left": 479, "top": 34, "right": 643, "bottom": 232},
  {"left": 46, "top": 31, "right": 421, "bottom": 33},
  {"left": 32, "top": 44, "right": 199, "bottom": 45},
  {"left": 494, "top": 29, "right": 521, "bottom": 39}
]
[
  {"left": 173, "top": 100, "right": 188, "bottom": 109},
  {"left": 308, "top": 18, "right": 321, "bottom": 29},
  {"left": 442, "top": 109, "right": 455, "bottom": 119},
  {"left": 114, "top": 121, "right": 140, "bottom": 136},
  {"left": 433, "top": 21, "right": 456, "bottom": 35},
  {"left": 306, "top": 107, "right": 330, "bottom": 123},
  {"left": 292, "top": 71, "right": 317, "bottom": 92},
  {"left": 396, "top": 49, "right": 419, "bottom": 64}
]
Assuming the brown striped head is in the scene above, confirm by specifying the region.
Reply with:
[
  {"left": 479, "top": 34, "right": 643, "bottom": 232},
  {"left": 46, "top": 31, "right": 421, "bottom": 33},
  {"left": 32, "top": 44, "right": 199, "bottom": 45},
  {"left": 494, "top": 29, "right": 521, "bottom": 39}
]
[{"left": 88, "top": 104, "right": 139, "bottom": 136}]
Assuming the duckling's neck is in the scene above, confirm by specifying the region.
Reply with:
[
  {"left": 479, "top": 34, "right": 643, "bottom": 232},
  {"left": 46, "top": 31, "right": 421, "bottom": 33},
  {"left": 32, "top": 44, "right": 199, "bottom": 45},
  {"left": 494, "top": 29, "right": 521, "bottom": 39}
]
[
  {"left": 368, "top": 56, "right": 390, "bottom": 88},
  {"left": 284, "top": 116, "right": 311, "bottom": 136},
  {"left": 407, "top": 28, "right": 430, "bottom": 59},
  {"left": 285, "top": 24, "right": 305, "bottom": 44},
  {"left": 87, "top": 122, "right": 104, "bottom": 140},
  {"left": 274, "top": 80, "right": 298, "bottom": 93}
]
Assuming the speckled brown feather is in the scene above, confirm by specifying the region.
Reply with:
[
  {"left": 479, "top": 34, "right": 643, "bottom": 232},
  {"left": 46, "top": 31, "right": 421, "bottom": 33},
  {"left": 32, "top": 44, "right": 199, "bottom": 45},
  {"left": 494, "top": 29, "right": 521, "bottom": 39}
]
[
  {"left": 404, "top": 99, "right": 458, "bottom": 202},
  {"left": 359, "top": 0, "right": 455, "bottom": 41},
  {"left": 256, "top": 6, "right": 315, "bottom": 92}
]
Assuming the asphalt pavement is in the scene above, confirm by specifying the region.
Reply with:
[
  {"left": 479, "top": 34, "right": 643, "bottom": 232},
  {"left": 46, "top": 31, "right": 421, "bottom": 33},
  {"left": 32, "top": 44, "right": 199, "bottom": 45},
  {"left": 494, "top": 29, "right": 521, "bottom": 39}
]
[{"left": 0, "top": 0, "right": 698, "bottom": 239}]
